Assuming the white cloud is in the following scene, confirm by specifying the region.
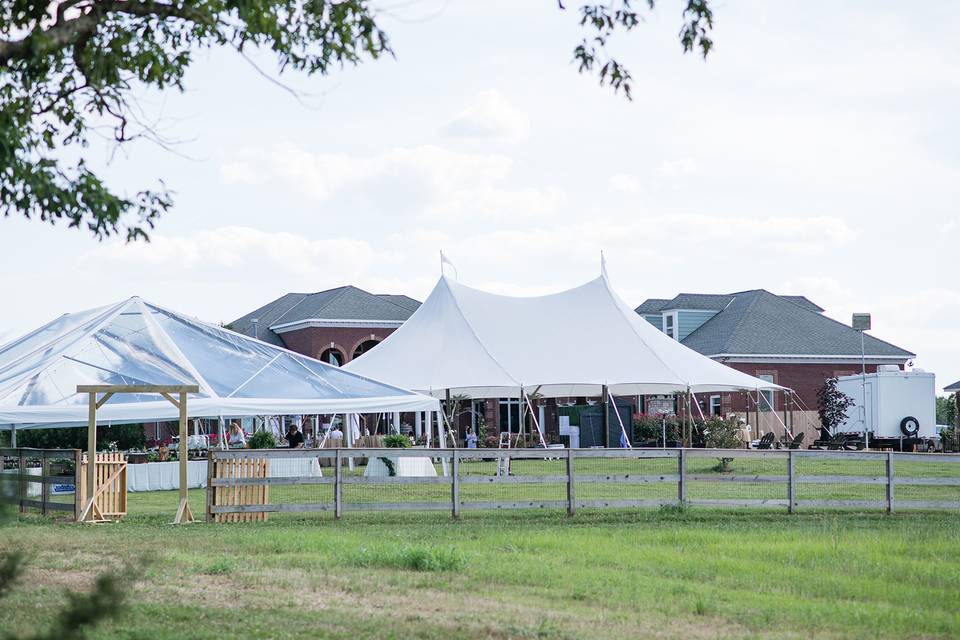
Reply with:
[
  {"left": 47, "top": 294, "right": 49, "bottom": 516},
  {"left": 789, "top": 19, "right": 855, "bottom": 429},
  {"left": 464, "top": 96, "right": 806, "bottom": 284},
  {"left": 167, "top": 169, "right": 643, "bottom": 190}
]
[
  {"left": 219, "top": 143, "right": 562, "bottom": 222},
  {"left": 609, "top": 173, "right": 644, "bottom": 195},
  {"left": 440, "top": 90, "right": 530, "bottom": 142},
  {"left": 657, "top": 158, "right": 697, "bottom": 179},
  {"left": 219, "top": 161, "right": 264, "bottom": 185}
]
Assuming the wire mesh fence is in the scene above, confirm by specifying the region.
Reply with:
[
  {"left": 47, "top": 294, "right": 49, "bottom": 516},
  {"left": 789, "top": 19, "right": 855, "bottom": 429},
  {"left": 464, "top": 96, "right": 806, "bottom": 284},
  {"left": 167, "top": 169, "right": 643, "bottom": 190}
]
[
  {"left": 207, "top": 448, "right": 960, "bottom": 521},
  {"left": 0, "top": 448, "right": 80, "bottom": 519}
]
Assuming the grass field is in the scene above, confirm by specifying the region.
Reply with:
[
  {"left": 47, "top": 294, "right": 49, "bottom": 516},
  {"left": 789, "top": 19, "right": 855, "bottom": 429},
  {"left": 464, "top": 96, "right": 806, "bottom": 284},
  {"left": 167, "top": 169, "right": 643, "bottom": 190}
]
[{"left": 2, "top": 487, "right": 959, "bottom": 639}]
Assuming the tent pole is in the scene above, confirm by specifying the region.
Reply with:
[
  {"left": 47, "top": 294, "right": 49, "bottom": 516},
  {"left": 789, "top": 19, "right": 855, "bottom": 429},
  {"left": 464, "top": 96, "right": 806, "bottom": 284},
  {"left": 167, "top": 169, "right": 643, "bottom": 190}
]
[
  {"left": 608, "top": 394, "right": 631, "bottom": 449},
  {"left": 522, "top": 393, "right": 547, "bottom": 448},
  {"left": 9, "top": 424, "right": 15, "bottom": 448},
  {"left": 602, "top": 385, "right": 610, "bottom": 448}
]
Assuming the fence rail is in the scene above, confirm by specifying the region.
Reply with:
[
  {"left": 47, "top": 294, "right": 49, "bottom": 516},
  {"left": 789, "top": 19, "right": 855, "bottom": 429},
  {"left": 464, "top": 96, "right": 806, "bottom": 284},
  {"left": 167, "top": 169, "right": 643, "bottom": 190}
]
[
  {"left": 0, "top": 448, "right": 81, "bottom": 518},
  {"left": 206, "top": 447, "right": 960, "bottom": 521}
]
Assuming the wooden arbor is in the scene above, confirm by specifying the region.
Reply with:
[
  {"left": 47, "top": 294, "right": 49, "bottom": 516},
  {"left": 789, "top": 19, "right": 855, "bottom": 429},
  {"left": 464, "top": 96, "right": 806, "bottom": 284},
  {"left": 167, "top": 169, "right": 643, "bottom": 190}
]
[{"left": 76, "top": 384, "right": 199, "bottom": 524}]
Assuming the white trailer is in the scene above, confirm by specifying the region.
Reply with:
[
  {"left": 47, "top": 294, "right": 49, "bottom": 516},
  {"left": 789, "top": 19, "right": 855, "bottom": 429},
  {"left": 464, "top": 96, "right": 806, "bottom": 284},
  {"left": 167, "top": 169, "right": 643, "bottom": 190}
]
[{"left": 835, "top": 367, "right": 936, "bottom": 448}]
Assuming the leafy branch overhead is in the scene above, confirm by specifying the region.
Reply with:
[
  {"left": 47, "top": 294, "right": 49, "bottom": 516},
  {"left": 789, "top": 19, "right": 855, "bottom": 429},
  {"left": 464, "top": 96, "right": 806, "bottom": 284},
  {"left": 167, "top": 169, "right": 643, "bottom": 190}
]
[
  {"left": 562, "top": 0, "right": 714, "bottom": 99},
  {"left": 0, "top": 0, "right": 390, "bottom": 241},
  {"left": 1, "top": 0, "right": 714, "bottom": 241}
]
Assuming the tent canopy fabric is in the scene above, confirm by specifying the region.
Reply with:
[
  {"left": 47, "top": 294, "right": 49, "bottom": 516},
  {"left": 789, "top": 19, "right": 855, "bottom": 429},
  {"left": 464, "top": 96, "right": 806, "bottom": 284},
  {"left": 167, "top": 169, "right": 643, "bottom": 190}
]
[
  {"left": 0, "top": 297, "right": 439, "bottom": 428},
  {"left": 345, "top": 273, "right": 787, "bottom": 398}
]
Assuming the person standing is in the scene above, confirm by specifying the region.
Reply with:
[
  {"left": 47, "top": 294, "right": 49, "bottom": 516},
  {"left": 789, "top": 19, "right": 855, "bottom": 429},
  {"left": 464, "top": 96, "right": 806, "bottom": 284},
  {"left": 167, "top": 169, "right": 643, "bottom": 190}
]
[
  {"left": 285, "top": 422, "right": 305, "bottom": 448},
  {"left": 465, "top": 427, "right": 478, "bottom": 449}
]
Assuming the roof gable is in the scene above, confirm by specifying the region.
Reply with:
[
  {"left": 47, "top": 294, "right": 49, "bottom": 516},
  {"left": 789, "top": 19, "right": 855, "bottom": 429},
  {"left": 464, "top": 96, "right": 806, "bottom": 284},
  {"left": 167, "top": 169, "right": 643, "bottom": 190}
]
[{"left": 231, "top": 286, "right": 421, "bottom": 342}]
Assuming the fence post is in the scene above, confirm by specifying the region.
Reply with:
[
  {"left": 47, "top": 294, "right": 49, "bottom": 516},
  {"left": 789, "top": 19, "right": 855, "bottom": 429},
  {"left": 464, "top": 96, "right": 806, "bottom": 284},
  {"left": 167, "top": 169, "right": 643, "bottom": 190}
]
[
  {"left": 41, "top": 453, "right": 50, "bottom": 516},
  {"left": 334, "top": 448, "right": 342, "bottom": 520},
  {"left": 74, "top": 449, "right": 82, "bottom": 522},
  {"left": 787, "top": 450, "right": 795, "bottom": 514},
  {"left": 451, "top": 450, "right": 460, "bottom": 519},
  {"left": 566, "top": 447, "right": 576, "bottom": 516},
  {"left": 677, "top": 449, "right": 686, "bottom": 505},
  {"left": 205, "top": 450, "right": 215, "bottom": 523},
  {"left": 18, "top": 449, "right": 26, "bottom": 513},
  {"left": 886, "top": 452, "right": 894, "bottom": 514}
]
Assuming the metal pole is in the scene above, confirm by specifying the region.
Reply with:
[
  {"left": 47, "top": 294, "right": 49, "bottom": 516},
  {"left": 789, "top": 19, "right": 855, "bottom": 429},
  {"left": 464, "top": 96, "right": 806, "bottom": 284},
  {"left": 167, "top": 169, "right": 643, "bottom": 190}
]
[
  {"left": 9, "top": 424, "right": 15, "bottom": 448},
  {"left": 862, "top": 330, "right": 868, "bottom": 450},
  {"left": 602, "top": 385, "right": 610, "bottom": 448}
]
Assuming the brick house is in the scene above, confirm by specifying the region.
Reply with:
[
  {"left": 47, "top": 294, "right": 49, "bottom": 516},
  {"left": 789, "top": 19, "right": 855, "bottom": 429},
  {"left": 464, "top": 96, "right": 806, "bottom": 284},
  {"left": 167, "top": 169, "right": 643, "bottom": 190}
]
[
  {"left": 230, "top": 286, "right": 420, "bottom": 365},
  {"left": 635, "top": 290, "right": 915, "bottom": 438}
]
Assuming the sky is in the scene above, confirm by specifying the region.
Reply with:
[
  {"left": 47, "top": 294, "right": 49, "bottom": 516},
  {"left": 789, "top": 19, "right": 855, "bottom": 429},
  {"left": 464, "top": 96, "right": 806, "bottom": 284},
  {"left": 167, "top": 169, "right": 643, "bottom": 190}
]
[{"left": 1, "top": 0, "right": 959, "bottom": 389}]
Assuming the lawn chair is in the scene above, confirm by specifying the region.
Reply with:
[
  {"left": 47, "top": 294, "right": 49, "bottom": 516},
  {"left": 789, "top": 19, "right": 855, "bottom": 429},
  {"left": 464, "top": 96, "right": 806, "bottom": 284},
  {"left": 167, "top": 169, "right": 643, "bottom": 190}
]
[
  {"left": 755, "top": 432, "right": 775, "bottom": 450},
  {"left": 787, "top": 432, "right": 805, "bottom": 449}
]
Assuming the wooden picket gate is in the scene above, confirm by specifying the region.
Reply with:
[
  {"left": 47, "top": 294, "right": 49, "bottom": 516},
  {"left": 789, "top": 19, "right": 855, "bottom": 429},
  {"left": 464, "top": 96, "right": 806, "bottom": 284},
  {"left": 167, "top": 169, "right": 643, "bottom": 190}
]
[
  {"left": 208, "top": 457, "right": 269, "bottom": 523},
  {"left": 78, "top": 452, "right": 128, "bottom": 520}
]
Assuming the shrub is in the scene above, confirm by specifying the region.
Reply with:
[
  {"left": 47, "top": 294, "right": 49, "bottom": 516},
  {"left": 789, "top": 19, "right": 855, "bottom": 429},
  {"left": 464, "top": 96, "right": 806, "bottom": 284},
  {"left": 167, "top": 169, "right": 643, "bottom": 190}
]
[
  {"left": 483, "top": 435, "right": 499, "bottom": 448},
  {"left": 817, "top": 377, "right": 854, "bottom": 434},
  {"left": 384, "top": 434, "right": 411, "bottom": 448},
  {"left": 247, "top": 431, "right": 277, "bottom": 449},
  {"left": 702, "top": 417, "right": 742, "bottom": 472},
  {"left": 633, "top": 413, "right": 680, "bottom": 444}
]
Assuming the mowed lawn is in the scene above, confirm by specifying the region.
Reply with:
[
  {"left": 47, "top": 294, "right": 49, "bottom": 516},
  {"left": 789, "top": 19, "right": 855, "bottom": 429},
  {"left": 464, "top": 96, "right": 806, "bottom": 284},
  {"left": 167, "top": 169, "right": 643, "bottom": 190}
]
[{"left": 1, "top": 489, "right": 959, "bottom": 639}]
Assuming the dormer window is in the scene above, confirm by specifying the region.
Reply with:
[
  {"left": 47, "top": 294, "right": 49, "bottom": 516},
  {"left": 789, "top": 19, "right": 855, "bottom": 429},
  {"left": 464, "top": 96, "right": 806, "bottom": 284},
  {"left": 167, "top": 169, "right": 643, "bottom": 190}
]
[{"left": 664, "top": 314, "right": 675, "bottom": 339}]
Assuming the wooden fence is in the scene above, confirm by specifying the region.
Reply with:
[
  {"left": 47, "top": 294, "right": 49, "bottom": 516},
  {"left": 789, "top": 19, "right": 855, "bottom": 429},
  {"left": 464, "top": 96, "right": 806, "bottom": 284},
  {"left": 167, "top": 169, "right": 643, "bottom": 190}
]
[
  {"left": 0, "top": 448, "right": 81, "bottom": 518},
  {"left": 206, "top": 448, "right": 960, "bottom": 521},
  {"left": 78, "top": 452, "right": 128, "bottom": 519}
]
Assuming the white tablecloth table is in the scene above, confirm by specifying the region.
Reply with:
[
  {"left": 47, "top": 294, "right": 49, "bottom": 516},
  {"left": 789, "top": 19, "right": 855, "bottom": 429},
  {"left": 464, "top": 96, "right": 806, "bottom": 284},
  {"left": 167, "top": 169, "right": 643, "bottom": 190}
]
[{"left": 364, "top": 456, "right": 438, "bottom": 478}]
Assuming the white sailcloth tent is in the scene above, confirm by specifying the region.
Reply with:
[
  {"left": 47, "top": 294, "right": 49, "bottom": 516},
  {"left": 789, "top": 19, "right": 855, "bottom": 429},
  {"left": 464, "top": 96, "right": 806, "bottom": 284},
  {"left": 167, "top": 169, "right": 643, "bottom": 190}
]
[
  {"left": 345, "top": 269, "right": 785, "bottom": 398},
  {"left": 0, "top": 297, "right": 439, "bottom": 429}
]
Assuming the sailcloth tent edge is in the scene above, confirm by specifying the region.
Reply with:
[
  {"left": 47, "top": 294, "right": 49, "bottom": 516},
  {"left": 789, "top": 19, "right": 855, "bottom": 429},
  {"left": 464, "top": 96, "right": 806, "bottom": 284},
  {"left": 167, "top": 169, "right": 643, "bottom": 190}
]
[{"left": 344, "top": 270, "right": 788, "bottom": 398}]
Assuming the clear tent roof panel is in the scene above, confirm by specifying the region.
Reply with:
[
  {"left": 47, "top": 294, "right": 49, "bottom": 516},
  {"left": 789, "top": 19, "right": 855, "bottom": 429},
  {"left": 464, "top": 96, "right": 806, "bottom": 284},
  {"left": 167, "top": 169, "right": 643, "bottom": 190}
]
[{"left": 0, "top": 297, "right": 439, "bottom": 427}]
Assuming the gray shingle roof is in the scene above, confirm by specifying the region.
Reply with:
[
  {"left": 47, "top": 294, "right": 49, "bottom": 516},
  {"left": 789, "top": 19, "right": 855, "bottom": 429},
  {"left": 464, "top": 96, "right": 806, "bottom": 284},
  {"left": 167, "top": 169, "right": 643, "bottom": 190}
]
[
  {"left": 231, "top": 286, "right": 421, "bottom": 345},
  {"left": 634, "top": 298, "right": 671, "bottom": 314},
  {"left": 679, "top": 289, "right": 913, "bottom": 358},
  {"left": 944, "top": 380, "right": 960, "bottom": 393}
]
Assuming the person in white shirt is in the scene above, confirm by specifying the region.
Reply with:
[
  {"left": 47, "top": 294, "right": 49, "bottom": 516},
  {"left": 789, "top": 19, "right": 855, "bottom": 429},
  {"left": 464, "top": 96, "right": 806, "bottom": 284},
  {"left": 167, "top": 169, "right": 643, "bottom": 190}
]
[
  {"left": 465, "top": 427, "right": 478, "bottom": 449},
  {"left": 329, "top": 426, "right": 344, "bottom": 440},
  {"left": 227, "top": 422, "right": 246, "bottom": 448}
]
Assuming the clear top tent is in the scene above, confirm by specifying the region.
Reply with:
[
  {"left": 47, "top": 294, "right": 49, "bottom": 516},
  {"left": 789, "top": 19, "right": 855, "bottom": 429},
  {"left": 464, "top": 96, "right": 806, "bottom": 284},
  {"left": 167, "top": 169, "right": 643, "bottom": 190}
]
[
  {"left": 345, "top": 266, "right": 786, "bottom": 398},
  {"left": 0, "top": 297, "right": 439, "bottom": 430}
]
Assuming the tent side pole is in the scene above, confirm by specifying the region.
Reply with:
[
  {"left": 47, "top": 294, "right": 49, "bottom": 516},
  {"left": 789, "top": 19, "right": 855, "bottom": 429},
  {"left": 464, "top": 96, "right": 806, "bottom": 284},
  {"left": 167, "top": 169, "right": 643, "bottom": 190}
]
[
  {"left": 9, "top": 424, "right": 15, "bottom": 448},
  {"left": 602, "top": 385, "right": 610, "bottom": 448}
]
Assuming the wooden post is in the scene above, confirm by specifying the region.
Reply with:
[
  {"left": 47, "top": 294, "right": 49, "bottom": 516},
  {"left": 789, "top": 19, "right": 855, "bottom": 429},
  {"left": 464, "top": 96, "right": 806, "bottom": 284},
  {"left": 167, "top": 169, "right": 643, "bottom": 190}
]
[
  {"left": 566, "top": 447, "right": 576, "bottom": 516},
  {"left": 787, "top": 450, "right": 796, "bottom": 514},
  {"left": 81, "top": 391, "right": 99, "bottom": 522},
  {"left": 18, "top": 449, "right": 26, "bottom": 513},
  {"left": 205, "top": 449, "right": 215, "bottom": 523},
  {"left": 451, "top": 450, "right": 460, "bottom": 519},
  {"left": 74, "top": 449, "right": 83, "bottom": 522},
  {"left": 886, "top": 452, "right": 894, "bottom": 514},
  {"left": 173, "top": 390, "right": 195, "bottom": 524},
  {"left": 677, "top": 449, "right": 686, "bottom": 505},
  {"left": 334, "top": 448, "right": 342, "bottom": 519},
  {"left": 41, "top": 454, "right": 50, "bottom": 516}
]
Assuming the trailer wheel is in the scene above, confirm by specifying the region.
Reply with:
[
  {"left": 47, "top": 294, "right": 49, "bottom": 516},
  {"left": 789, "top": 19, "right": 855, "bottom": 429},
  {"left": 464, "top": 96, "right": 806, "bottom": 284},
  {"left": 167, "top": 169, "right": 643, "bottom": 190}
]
[{"left": 900, "top": 416, "right": 920, "bottom": 437}]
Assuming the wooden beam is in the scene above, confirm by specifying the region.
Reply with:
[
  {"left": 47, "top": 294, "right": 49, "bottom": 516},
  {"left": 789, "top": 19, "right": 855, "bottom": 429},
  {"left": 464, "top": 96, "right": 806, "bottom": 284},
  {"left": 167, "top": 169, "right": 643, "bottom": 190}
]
[
  {"left": 95, "top": 392, "right": 114, "bottom": 409},
  {"left": 159, "top": 392, "right": 180, "bottom": 409},
  {"left": 76, "top": 384, "right": 199, "bottom": 393}
]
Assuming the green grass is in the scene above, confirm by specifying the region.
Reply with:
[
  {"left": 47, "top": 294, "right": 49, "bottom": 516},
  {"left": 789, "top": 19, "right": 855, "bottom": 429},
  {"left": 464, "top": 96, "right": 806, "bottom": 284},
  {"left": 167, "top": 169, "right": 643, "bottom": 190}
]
[{"left": 1, "top": 488, "right": 959, "bottom": 639}]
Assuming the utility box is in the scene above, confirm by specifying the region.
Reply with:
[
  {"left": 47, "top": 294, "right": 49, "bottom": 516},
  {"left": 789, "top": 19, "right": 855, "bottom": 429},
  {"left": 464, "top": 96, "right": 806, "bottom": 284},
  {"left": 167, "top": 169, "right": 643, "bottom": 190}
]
[{"left": 835, "top": 368, "right": 936, "bottom": 444}]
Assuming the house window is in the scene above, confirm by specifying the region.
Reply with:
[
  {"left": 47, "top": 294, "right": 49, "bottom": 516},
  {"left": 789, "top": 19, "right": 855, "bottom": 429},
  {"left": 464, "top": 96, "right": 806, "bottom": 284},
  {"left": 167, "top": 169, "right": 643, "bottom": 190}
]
[
  {"left": 352, "top": 339, "right": 379, "bottom": 360},
  {"left": 319, "top": 348, "right": 343, "bottom": 366},
  {"left": 709, "top": 395, "right": 722, "bottom": 417},
  {"left": 757, "top": 374, "right": 775, "bottom": 411},
  {"left": 664, "top": 314, "right": 675, "bottom": 339},
  {"left": 498, "top": 398, "right": 521, "bottom": 433}
]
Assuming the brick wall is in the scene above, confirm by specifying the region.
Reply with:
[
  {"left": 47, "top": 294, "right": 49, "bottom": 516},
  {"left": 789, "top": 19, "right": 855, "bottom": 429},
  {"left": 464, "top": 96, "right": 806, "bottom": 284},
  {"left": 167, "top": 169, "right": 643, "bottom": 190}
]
[{"left": 277, "top": 326, "right": 400, "bottom": 363}]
